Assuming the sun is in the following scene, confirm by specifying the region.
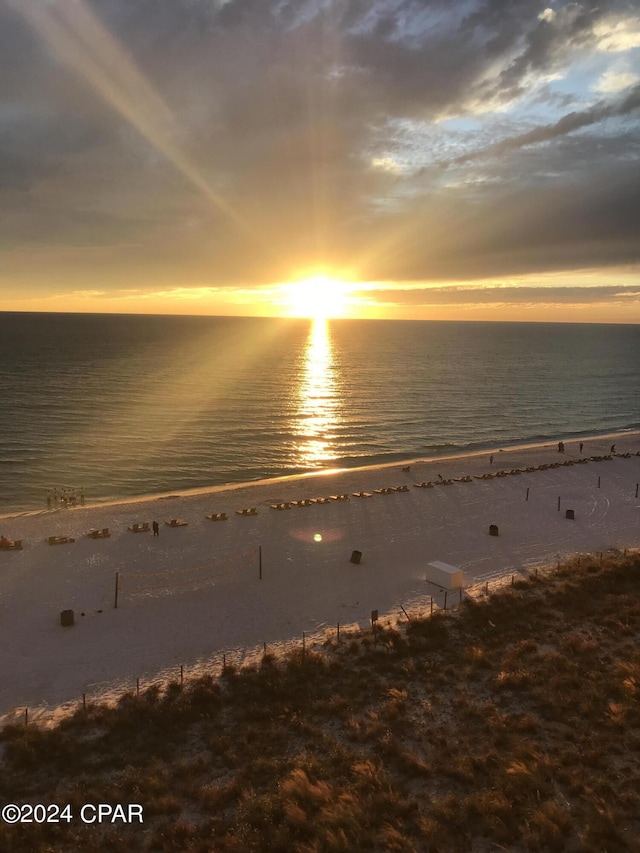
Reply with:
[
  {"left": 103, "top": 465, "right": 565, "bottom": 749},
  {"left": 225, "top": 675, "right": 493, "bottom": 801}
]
[{"left": 280, "top": 275, "right": 355, "bottom": 319}]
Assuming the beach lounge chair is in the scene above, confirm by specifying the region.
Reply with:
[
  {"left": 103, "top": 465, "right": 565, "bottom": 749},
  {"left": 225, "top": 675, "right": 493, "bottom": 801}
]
[
  {"left": 296, "top": 499, "right": 313, "bottom": 506},
  {"left": 270, "top": 503, "right": 291, "bottom": 510},
  {"left": 310, "top": 497, "right": 331, "bottom": 504},
  {"left": 352, "top": 491, "right": 372, "bottom": 498},
  {"left": 206, "top": 512, "right": 227, "bottom": 521},
  {"left": 330, "top": 494, "right": 350, "bottom": 501},
  {"left": 128, "top": 523, "right": 150, "bottom": 533},
  {"left": 395, "top": 485, "right": 409, "bottom": 492},
  {"left": 47, "top": 535, "right": 75, "bottom": 545},
  {"left": 165, "top": 519, "right": 188, "bottom": 527},
  {"left": 235, "top": 508, "right": 258, "bottom": 516},
  {"left": 86, "top": 528, "right": 110, "bottom": 539},
  {"left": 0, "top": 538, "right": 22, "bottom": 550}
]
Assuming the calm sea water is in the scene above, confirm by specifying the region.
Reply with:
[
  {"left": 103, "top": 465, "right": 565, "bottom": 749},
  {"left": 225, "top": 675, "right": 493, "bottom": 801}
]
[{"left": 1, "top": 313, "right": 639, "bottom": 512}]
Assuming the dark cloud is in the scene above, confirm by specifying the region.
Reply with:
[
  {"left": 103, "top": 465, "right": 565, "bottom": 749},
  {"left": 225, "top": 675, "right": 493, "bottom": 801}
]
[
  {"left": 0, "top": 0, "right": 638, "bottom": 292},
  {"left": 452, "top": 84, "right": 640, "bottom": 165},
  {"left": 368, "top": 284, "right": 640, "bottom": 306}
]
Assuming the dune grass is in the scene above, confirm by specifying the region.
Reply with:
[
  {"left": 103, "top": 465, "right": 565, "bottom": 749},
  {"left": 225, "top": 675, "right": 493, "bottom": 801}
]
[{"left": 1, "top": 553, "right": 639, "bottom": 851}]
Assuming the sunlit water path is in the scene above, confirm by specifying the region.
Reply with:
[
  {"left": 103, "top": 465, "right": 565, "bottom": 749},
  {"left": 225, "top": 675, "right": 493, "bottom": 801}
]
[{"left": 1, "top": 313, "right": 639, "bottom": 511}]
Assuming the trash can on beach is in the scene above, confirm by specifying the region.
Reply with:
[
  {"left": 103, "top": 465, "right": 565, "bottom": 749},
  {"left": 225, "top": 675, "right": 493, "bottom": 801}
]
[
  {"left": 60, "top": 609, "right": 74, "bottom": 627},
  {"left": 565, "top": 509, "right": 575, "bottom": 520},
  {"left": 489, "top": 524, "right": 499, "bottom": 536},
  {"left": 350, "top": 550, "right": 362, "bottom": 565}
]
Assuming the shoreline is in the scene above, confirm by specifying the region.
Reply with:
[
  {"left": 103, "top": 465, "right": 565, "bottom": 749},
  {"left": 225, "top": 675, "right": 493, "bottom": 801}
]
[
  {"left": 1, "top": 427, "right": 639, "bottom": 721},
  {"left": 2, "top": 427, "right": 638, "bottom": 521}
]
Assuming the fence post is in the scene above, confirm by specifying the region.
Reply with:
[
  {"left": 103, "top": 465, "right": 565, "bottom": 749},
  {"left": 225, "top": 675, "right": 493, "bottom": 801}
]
[
  {"left": 258, "top": 545, "right": 262, "bottom": 580},
  {"left": 136, "top": 677, "right": 140, "bottom": 697},
  {"left": 82, "top": 692, "right": 86, "bottom": 710},
  {"left": 430, "top": 596, "right": 433, "bottom": 615},
  {"left": 557, "top": 496, "right": 561, "bottom": 512},
  {"left": 443, "top": 591, "right": 448, "bottom": 611},
  {"left": 302, "top": 631, "right": 306, "bottom": 657},
  {"left": 180, "top": 665, "right": 184, "bottom": 686},
  {"left": 114, "top": 571, "right": 119, "bottom": 609},
  {"left": 526, "top": 487, "right": 529, "bottom": 501},
  {"left": 24, "top": 708, "right": 28, "bottom": 727},
  {"left": 598, "top": 476, "right": 601, "bottom": 489},
  {"left": 337, "top": 623, "right": 340, "bottom": 643}
]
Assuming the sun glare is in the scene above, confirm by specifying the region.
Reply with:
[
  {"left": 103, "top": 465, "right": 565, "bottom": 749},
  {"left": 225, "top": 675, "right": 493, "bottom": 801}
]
[{"left": 280, "top": 275, "right": 355, "bottom": 319}]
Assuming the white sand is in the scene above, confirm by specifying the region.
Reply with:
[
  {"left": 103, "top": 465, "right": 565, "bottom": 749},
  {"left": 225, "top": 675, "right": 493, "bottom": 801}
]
[{"left": 1, "top": 431, "right": 639, "bottom": 724}]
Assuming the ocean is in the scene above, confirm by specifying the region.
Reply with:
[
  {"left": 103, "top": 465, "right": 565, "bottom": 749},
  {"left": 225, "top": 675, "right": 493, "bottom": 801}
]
[{"left": 1, "top": 312, "right": 639, "bottom": 512}]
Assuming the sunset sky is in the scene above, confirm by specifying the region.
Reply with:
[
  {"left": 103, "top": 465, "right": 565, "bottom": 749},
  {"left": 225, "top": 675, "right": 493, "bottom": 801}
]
[{"left": 1, "top": 0, "right": 639, "bottom": 321}]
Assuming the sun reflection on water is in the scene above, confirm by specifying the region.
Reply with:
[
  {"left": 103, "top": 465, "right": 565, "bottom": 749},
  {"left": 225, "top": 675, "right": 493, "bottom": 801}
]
[{"left": 295, "top": 319, "right": 341, "bottom": 467}]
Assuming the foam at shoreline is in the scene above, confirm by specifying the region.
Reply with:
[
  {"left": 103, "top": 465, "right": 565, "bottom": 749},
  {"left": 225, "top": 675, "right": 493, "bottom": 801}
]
[{"left": 3, "top": 427, "right": 638, "bottom": 521}]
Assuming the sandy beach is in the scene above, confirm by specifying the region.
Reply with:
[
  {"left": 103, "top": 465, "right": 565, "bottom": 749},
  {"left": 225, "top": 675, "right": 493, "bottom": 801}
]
[{"left": 1, "top": 430, "right": 639, "bottom": 724}]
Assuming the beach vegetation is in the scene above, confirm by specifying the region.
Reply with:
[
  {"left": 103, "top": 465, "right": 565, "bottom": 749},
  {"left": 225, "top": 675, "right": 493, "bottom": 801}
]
[{"left": 0, "top": 552, "right": 639, "bottom": 851}]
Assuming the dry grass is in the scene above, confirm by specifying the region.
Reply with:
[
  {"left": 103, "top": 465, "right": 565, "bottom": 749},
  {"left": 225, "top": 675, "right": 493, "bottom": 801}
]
[{"left": 1, "top": 553, "right": 639, "bottom": 851}]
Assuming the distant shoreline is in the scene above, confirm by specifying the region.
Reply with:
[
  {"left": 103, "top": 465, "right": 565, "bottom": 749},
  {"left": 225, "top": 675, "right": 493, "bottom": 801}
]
[{"left": 3, "top": 426, "right": 638, "bottom": 521}]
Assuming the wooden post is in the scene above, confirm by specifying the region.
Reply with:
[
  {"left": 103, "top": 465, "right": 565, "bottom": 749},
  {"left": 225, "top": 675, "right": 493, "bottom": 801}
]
[
  {"left": 557, "top": 496, "right": 561, "bottom": 512},
  {"left": 526, "top": 487, "right": 529, "bottom": 501},
  {"left": 443, "top": 591, "right": 448, "bottom": 611},
  {"left": 82, "top": 692, "right": 86, "bottom": 710},
  {"left": 636, "top": 483, "right": 638, "bottom": 499},
  {"left": 511, "top": 574, "right": 515, "bottom": 586},
  {"left": 598, "top": 476, "right": 601, "bottom": 489},
  {"left": 136, "top": 677, "right": 140, "bottom": 697},
  {"left": 337, "top": 623, "right": 340, "bottom": 642},
  {"left": 180, "top": 665, "right": 184, "bottom": 685},
  {"left": 535, "top": 567, "right": 538, "bottom": 578},
  {"left": 459, "top": 588, "right": 462, "bottom": 604},
  {"left": 24, "top": 708, "right": 28, "bottom": 727},
  {"left": 263, "top": 641, "right": 267, "bottom": 654},
  {"left": 485, "top": 581, "right": 489, "bottom": 596},
  {"left": 258, "top": 545, "right": 262, "bottom": 580},
  {"left": 222, "top": 652, "right": 226, "bottom": 673},
  {"left": 114, "top": 571, "right": 120, "bottom": 609},
  {"left": 600, "top": 552, "right": 603, "bottom": 565},
  {"left": 302, "top": 631, "right": 306, "bottom": 657},
  {"left": 430, "top": 596, "right": 433, "bottom": 615}
]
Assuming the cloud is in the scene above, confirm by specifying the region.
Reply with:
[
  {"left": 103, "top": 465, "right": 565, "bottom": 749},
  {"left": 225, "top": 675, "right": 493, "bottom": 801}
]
[
  {"left": 450, "top": 84, "right": 640, "bottom": 165},
  {"left": 0, "top": 0, "right": 638, "bottom": 298},
  {"left": 593, "top": 63, "right": 640, "bottom": 94},
  {"left": 365, "top": 283, "right": 640, "bottom": 306},
  {"left": 594, "top": 13, "right": 640, "bottom": 52}
]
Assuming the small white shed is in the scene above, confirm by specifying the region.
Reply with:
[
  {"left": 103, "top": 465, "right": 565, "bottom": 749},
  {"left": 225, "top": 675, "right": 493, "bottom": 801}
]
[{"left": 426, "top": 560, "right": 464, "bottom": 590}]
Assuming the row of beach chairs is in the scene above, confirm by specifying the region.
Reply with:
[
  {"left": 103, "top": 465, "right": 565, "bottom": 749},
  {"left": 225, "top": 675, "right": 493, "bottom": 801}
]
[
  {"left": 10, "top": 452, "right": 638, "bottom": 549},
  {"left": 0, "top": 482, "right": 436, "bottom": 550}
]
